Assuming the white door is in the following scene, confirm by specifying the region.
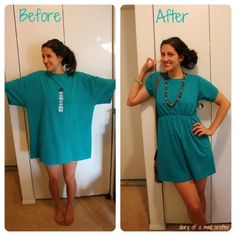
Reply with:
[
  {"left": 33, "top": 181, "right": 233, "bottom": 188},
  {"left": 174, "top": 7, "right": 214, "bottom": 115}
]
[
  {"left": 135, "top": 5, "right": 231, "bottom": 229},
  {"left": 209, "top": 5, "right": 231, "bottom": 223},
  {"left": 5, "top": 5, "right": 114, "bottom": 201}
]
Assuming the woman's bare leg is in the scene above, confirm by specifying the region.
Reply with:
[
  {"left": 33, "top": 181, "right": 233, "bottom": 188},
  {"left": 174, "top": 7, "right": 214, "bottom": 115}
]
[
  {"left": 46, "top": 164, "right": 64, "bottom": 225},
  {"left": 63, "top": 161, "right": 78, "bottom": 226},
  {"left": 174, "top": 180, "right": 206, "bottom": 228},
  {"left": 194, "top": 178, "right": 207, "bottom": 215}
]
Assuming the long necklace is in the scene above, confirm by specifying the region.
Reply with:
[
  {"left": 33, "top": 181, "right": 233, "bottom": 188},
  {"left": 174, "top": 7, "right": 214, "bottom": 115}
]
[{"left": 164, "top": 73, "right": 186, "bottom": 107}]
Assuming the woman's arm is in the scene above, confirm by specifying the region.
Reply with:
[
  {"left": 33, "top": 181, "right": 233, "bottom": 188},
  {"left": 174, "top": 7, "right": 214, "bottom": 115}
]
[
  {"left": 192, "top": 92, "right": 231, "bottom": 136},
  {"left": 127, "top": 58, "right": 156, "bottom": 106},
  {"left": 208, "top": 92, "right": 231, "bottom": 134}
]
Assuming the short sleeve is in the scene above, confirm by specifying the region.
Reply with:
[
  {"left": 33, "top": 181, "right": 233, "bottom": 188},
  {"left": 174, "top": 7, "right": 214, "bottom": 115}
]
[
  {"left": 198, "top": 76, "right": 219, "bottom": 101},
  {"left": 85, "top": 74, "right": 115, "bottom": 104},
  {"left": 5, "top": 76, "right": 28, "bottom": 107},
  {"left": 145, "top": 71, "right": 160, "bottom": 97}
]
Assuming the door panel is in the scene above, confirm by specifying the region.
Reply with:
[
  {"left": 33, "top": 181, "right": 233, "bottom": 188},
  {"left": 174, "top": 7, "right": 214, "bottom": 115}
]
[{"left": 210, "top": 5, "right": 231, "bottom": 223}]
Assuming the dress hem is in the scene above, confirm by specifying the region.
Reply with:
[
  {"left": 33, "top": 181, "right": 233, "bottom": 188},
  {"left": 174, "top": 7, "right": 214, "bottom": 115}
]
[
  {"left": 159, "top": 170, "right": 216, "bottom": 183},
  {"left": 30, "top": 156, "right": 92, "bottom": 166}
]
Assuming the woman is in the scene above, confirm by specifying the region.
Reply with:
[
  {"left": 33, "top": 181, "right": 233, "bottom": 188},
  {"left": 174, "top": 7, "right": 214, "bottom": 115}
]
[
  {"left": 127, "top": 37, "right": 230, "bottom": 228},
  {"left": 5, "top": 39, "right": 115, "bottom": 226}
]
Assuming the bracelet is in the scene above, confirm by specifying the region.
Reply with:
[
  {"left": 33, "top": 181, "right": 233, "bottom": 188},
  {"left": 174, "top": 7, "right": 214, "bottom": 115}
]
[{"left": 134, "top": 79, "right": 143, "bottom": 85}]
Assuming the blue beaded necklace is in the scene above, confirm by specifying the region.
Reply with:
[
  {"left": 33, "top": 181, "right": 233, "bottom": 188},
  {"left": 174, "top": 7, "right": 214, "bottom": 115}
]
[{"left": 164, "top": 72, "right": 186, "bottom": 107}]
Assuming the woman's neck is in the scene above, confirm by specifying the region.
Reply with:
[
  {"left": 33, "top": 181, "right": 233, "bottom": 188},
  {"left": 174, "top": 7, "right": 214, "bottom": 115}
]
[
  {"left": 52, "top": 66, "right": 64, "bottom": 74},
  {"left": 167, "top": 68, "right": 184, "bottom": 79}
]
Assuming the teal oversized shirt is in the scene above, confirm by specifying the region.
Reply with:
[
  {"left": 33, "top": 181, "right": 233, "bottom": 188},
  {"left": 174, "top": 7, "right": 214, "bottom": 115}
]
[{"left": 5, "top": 71, "right": 115, "bottom": 165}]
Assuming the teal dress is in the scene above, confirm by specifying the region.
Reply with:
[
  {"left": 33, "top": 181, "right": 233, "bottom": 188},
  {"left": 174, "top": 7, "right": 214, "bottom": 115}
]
[
  {"left": 145, "top": 71, "right": 218, "bottom": 182},
  {"left": 5, "top": 71, "right": 115, "bottom": 166}
]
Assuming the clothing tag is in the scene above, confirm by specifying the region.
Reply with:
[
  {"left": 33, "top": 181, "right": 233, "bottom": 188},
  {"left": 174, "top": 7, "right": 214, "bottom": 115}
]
[{"left": 58, "top": 88, "right": 64, "bottom": 112}]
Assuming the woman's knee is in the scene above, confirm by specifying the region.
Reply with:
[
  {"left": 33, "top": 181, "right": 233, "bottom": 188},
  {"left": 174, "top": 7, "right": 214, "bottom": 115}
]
[
  {"left": 63, "top": 173, "right": 75, "bottom": 185},
  {"left": 63, "top": 162, "right": 77, "bottom": 185},
  {"left": 48, "top": 174, "right": 61, "bottom": 184},
  {"left": 187, "top": 202, "right": 203, "bottom": 215},
  {"left": 46, "top": 165, "right": 62, "bottom": 184}
]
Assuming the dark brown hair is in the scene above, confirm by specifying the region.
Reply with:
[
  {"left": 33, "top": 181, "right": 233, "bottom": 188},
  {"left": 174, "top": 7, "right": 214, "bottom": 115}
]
[
  {"left": 161, "top": 37, "right": 198, "bottom": 69},
  {"left": 42, "top": 39, "right": 77, "bottom": 76}
]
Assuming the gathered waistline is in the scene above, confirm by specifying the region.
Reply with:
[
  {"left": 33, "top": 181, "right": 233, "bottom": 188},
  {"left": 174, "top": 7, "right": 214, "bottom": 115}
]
[{"left": 158, "top": 113, "right": 197, "bottom": 118}]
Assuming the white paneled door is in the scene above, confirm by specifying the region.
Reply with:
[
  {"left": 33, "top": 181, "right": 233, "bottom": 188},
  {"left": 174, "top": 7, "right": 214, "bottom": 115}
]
[
  {"left": 135, "top": 5, "right": 231, "bottom": 229},
  {"left": 5, "top": 5, "right": 114, "bottom": 202},
  {"left": 209, "top": 5, "right": 231, "bottom": 223}
]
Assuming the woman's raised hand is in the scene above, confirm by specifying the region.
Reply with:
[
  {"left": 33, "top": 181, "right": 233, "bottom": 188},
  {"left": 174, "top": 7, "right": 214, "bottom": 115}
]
[{"left": 141, "top": 58, "right": 157, "bottom": 73}]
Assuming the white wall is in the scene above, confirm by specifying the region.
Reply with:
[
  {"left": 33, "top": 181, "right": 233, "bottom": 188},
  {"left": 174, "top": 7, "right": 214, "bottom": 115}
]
[
  {"left": 121, "top": 6, "right": 146, "bottom": 179},
  {"left": 5, "top": 97, "right": 16, "bottom": 166},
  {"left": 5, "top": 6, "right": 18, "bottom": 166}
]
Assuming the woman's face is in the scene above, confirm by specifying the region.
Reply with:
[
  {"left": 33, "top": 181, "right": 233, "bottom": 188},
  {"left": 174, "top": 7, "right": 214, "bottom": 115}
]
[
  {"left": 42, "top": 47, "right": 63, "bottom": 73},
  {"left": 160, "top": 44, "right": 183, "bottom": 72}
]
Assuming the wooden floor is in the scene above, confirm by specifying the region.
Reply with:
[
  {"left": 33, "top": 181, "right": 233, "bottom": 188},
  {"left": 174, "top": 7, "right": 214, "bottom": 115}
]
[
  {"left": 5, "top": 169, "right": 115, "bottom": 231},
  {"left": 121, "top": 184, "right": 149, "bottom": 231},
  {"left": 5, "top": 170, "right": 231, "bottom": 232},
  {"left": 121, "top": 181, "right": 231, "bottom": 231}
]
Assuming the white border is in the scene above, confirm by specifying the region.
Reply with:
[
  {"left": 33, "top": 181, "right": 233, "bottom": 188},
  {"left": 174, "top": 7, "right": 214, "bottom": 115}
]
[{"left": 1, "top": 0, "right": 235, "bottom": 235}]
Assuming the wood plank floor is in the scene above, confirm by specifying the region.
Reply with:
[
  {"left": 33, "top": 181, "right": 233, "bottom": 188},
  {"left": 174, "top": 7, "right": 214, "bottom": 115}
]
[
  {"left": 5, "top": 169, "right": 115, "bottom": 231},
  {"left": 121, "top": 182, "right": 231, "bottom": 231},
  {"left": 5, "top": 170, "right": 231, "bottom": 232},
  {"left": 121, "top": 185, "right": 149, "bottom": 231}
]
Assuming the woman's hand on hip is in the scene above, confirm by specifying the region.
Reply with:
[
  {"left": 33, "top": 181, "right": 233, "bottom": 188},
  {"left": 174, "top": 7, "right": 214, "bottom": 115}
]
[{"left": 192, "top": 123, "right": 213, "bottom": 136}]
